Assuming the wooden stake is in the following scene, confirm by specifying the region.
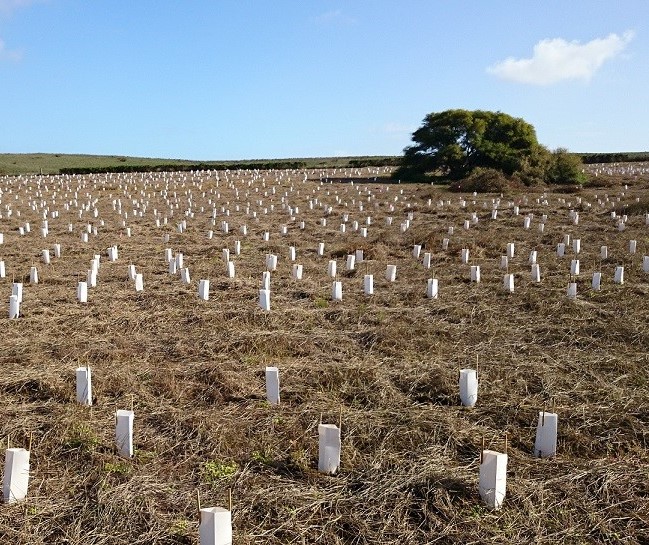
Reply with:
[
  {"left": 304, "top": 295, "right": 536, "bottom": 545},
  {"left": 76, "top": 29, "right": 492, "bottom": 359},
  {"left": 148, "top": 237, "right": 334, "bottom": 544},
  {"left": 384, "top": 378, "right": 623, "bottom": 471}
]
[
  {"left": 480, "top": 436, "right": 485, "bottom": 464},
  {"left": 28, "top": 432, "right": 33, "bottom": 452},
  {"left": 228, "top": 488, "right": 232, "bottom": 512},
  {"left": 542, "top": 402, "right": 546, "bottom": 426},
  {"left": 504, "top": 433, "right": 509, "bottom": 454},
  {"left": 197, "top": 490, "right": 202, "bottom": 521}
]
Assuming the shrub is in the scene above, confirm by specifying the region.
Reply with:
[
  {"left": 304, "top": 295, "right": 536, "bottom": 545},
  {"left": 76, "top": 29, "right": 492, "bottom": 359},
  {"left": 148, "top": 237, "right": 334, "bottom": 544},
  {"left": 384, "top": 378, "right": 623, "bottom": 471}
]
[{"left": 449, "top": 167, "right": 512, "bottom": 193}]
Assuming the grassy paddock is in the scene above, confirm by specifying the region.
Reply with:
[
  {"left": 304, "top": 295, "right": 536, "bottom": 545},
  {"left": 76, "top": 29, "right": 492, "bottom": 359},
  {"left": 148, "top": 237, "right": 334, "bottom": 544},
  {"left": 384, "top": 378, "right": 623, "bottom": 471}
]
[{"left": 0, "top": 166, "right": 647, "bottom": 544}]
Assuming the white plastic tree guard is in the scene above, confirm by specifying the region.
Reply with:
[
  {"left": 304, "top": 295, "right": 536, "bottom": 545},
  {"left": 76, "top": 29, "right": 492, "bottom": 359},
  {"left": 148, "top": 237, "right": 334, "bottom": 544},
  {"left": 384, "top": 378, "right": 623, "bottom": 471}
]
[
  {"left": 29, "top": 267, "right": 38, "bottom": 284},
  {"left": 503, "top": 274, "right": 514, "bottom": 293},
  {"left": 87, "top": 270, "right": 97, "bottom": 288},
  {"left": 572, "top": 239, "right": 581, "bottom": 254},
  {"left": 459, "top": 369, "right": 478, "bottom": 407},
  {"left": 461, "top": 249, "right": 469, "bottom": 264},
  {"left": 3, "top": 448, "right": 30, "bottom": 503},
  {"left": 529, "top": 250, "right": 537, "bottom": 264},
  {"left": 198, "top": 280, "right": 210, "bottom": 301},
  {"left": 346, "top": 255, "right": 355, "bottom": 271},
  {"left": 332, "top": 281, "right": 343, "bottom": 301},
  {"left": 292, "top": 264, "right": 303, "bottom": 280},
  {"left": 470, "top": 266, "right": 481, "bottom": 283},
  {"left": 0, "top": 261, "right": 5, "bottom": 278},
  {"left": 169, "top": 260, "right": 178, "bottom": 274},
  {"left": 222, "top": 249, "right": 230, "bottom": 263},
  {"left": 534, "top": 411, "right": 558, "bottom": 458},
  {"left": 42, "top": 249, "right": 50, "bottom": 264},
  {"left": 181, "top": 267, "right": 191, "bottom": 284},
  {"left": 262, "top": 271, "right": 271, "bottom": 290},
  {"left": 175, "top": 253, "right": 184, "bottom": 269},
  {"left": 364, "top": 275, "right": 374, "bottom": 295},
  {"left": 266, "top": 254, "right": 278, "bottom": 271},
  {"left": 317, "top": 242, "right": 325, "bottom": 256},
  {"left": 76, "top": 366, "right": 92, "bottom": 406},
  {"left": 614, "top": 266, "right": 624, "bottom": 284},
  {"left": 531, "top": 264, "right": 541, "bottom": 283},
  {"left": 643, "top": 256, "right": 649, "bottom": 273},
  {"left": 199, "top": 507, "right": 232, "bottom": 545},
  {"left": 259, "top": 289, "right": 271, "bottom": 311},
  {"left": 355, "top": 249, "right": 363, "bottom": 262},
  {"left": 423, "top": 252, "right": 431, "bottom": 269},
  {"left": 318, "top": 424, "right": 341, "bottom": 474},
  {"left": 601, "top": 246, "right": 608, "bottom": 260},
  {"left": 500, "top": 256, "right": 508, "bottom": 269},
  {"left": 412, "top": 245, "right": 421, "bottom": 259},
  {"left": 134, "top": 274, "right": 144, "bottom": 292},
  {"left": 385, "top": 264, "right": 397, "bottom": 282},
  {"left": 128, "top": 264, "right": 137, "bottom": 281},
  {"left": 265, "top": 366, "right": 280, "bottom": 405},
  {"left": 8, "top": 295, "right": 19, "bottom": 319},
  {"left": 77, "top": 281, "right": 88, "bottom": 303},
  {"left": 115, "top": 410, "right": 134, "bottom": 458},
  {"left": 327, "top": 260, "right": 337, "bottom": 278},
  {"left": 567, "top": 282, "right": 577, "bottom": 298},
  {"left": 506, "top": 242, "right": 515, "bottom": 259},
  {"left": 289, "top": 246, "right": 296, "bottom": 261},
  {"left": 426, "top": 278, "right": 439, "bottom": 299},
  {"left": 226, "top": 261, "right": 235, "bottom": 278},
  {"left": 479, "top": 450, "right": 507, "bottom": 510},
  {"left": 570, "top": 259, "right": 580, "bottom": 276},
  {"left": 592, "top": 272, "right": 602, "bottom": 290}
]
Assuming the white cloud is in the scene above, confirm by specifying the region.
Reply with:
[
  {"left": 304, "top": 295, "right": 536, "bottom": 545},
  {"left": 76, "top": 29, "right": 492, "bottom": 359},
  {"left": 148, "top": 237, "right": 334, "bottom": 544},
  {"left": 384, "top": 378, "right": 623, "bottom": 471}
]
[
  {"left": 487, "top": 31, "right": 634, "bottom": 85},
  {"left": 0, "top": 38, "right": 22, "bottom": 61},
  {"left": 0, "top": 0, "right": 37, "bottom": 15}
]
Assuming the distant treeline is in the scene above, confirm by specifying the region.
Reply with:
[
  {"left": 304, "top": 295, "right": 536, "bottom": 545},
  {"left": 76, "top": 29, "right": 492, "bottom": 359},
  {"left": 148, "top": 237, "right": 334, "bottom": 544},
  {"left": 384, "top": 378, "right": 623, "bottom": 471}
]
[
  {"left": 58, "top": 157, "right": 402, "bottom": 175},
  {"left": 60, "top": 161, "right": 307, "bottom": 175},
  {"left": 580, "top": 152, "right": 649, "bottom": 164}
]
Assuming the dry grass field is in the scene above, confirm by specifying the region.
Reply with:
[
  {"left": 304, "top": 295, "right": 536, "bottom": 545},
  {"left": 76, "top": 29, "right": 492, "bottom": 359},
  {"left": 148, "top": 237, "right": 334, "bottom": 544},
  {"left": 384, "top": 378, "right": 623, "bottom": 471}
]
[{"left": 0, "top": 165, "right": 647, "bottom": 544}]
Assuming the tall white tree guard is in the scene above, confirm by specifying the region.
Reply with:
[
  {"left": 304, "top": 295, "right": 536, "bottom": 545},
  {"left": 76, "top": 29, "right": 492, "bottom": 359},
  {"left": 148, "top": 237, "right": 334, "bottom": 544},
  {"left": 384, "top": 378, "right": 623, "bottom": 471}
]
[
  {"left": 76, "top": 366, "right": 92, "bottom": 406},
  {"left": 265, "top": 367, "right": 280, "bottom": 405},
  {"left": 479, "top": 450, "right": 507, "bottom": 510},
  {"left": 318, "top": 424, "right": 341, "bottom": 474},
  {"left": 3, "top": 448, "right": 30, "bottom": 503},
  {"left": 115, "top": 410, "right": 134, "bottom": 458},
  {"left": 199, "top": 507, "right": 232, "bottom": 545},
  {"left": 534, "top": 411, "right": 558, "bottom": 458}
]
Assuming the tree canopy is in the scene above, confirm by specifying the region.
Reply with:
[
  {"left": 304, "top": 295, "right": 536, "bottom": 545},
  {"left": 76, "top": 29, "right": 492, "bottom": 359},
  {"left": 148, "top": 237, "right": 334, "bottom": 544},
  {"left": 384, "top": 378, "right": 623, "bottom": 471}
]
[{"left": 395, "top": 109, "right": 544, "bottom": 181}]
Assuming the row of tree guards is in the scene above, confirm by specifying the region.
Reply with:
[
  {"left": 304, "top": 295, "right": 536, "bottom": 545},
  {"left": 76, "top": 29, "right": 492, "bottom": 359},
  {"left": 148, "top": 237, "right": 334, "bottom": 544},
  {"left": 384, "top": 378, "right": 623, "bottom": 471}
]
[{"left": 6, "top": 228, "right": 648, "bottom": 316}]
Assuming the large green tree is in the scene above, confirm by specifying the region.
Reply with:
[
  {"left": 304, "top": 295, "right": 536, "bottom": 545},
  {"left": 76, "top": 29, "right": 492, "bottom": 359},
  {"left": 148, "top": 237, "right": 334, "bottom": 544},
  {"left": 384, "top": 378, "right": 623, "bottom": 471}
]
[{"left": 395, "top": 109, "right": 543, "bottom": 180}]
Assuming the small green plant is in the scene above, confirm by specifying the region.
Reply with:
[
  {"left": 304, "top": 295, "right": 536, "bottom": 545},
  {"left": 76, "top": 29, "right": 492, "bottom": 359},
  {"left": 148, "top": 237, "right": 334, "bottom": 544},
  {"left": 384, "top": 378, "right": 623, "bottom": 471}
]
[
  {"left": 64, "top": 423, "right": 99, "bottom": 452},
  {"left": 251, "top": 449, "right": 273, "bottom": 465},
  {"left": 104, "top": 461, "right": 132, "bottom": 476},
  {"left": 135, "top": 449, "right": 156, "bottom": 463},
  {"left": 170, "top": 518, "right": 190, "bottom": 536},
  {"left": 314, "top": 297, "right": 329, "bottom": 309},
  {"left": 202, "top": 460, "right": 238, "bottom": 483}
]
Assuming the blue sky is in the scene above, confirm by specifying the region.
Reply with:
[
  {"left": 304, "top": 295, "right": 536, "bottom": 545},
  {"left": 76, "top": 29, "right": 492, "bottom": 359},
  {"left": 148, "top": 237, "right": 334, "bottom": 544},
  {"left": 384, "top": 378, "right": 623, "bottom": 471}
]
[{"left": 0, "top": 1, "right": 646, "bottom": 159}]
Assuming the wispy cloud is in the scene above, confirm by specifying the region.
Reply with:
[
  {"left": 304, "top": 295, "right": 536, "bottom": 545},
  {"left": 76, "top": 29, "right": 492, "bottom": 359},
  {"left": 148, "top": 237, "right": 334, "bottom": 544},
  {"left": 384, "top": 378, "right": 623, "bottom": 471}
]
[
  {"left": 0, "top": 38, "right": 22, "bottom": 61},
  {"left": 0, "top": 0, "right": 39, "bottom": 16},
  {"left": 312, "top": 9, "right": 355, "bottom": 25},
  {"left": 487, "top": 31, "right": 634, "bottom": 85},
  {"left": 373, "top": 122, "right": 415, "bottom": 139}
]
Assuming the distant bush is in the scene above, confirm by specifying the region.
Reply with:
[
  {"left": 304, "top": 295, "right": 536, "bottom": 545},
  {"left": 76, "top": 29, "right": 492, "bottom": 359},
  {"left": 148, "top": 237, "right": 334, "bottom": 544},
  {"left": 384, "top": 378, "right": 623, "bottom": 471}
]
[
  {"left": 449, "top": 167, "right": 514, "bottom": 193},
  {"left": 546, "top": 148, "right": 587, "bottom": 185}
]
